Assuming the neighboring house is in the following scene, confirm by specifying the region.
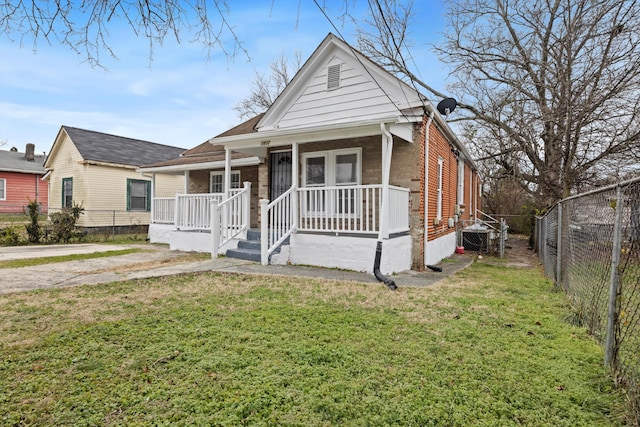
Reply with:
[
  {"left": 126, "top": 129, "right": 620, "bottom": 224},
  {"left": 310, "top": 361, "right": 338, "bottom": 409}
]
[
  {"left": 141, "top": 33, "right": 482, "bottom": 275},
  {"left": 0, "top": 144, "right": 48, "bottom": 213},
  {"left": 44, "top": 126, "right": 185, "bottom": 230}
]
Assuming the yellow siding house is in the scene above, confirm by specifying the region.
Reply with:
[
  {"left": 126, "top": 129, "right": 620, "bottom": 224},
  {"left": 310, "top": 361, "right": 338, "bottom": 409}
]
[{"left": 44, "top": 126, "right": 185, "bottom": 230}]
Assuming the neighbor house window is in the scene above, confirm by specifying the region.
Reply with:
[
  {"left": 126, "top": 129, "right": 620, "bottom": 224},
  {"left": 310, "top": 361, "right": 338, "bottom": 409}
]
[
  {"left": 209, "top": 171, "right": 241, "bottom": 193},
  {"left": 127, "top": 179, "right": 151, "bottom": 211},
  {"left": 0, "top": 178, "right": 5, "bottom": 200},
  {"left": 62, "top": 178, "right": 73, "bottom": 208},
  {"left": 437, "top": 157, "right": 444, "bottom": 221},
  {"left": 302, "top": 148, "right": 361, "bottom": 215}
]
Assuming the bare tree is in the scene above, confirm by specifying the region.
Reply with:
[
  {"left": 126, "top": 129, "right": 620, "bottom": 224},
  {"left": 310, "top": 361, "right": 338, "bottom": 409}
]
[
  {"left": 234, "top": 52, "right": 303, "bottom": 119},
  {"left": 0, "top": 0, "right": 249, "bottom": 66},
  {"left": 358, "top": 0, "right": 640, "bottom": 205}
]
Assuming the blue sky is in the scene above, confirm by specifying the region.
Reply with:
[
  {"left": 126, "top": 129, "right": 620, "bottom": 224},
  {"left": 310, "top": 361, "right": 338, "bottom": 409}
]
[{"left": 0, "top": 1, "right": 448, "bottom": 155}]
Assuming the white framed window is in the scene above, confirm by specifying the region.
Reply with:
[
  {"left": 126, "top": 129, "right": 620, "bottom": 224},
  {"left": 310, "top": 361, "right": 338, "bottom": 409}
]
[
  {"left": 457, "top": 158, "right": 465, "bottom": 206},
  {"left": 127, "top": 179, "right": 151, "bottom": 211},
  {"left": 437, "top": 157, "right": 444, "bottom": 221},
  {"left": 302, "top": 148, "right": 361, "bottom": 216},
  {"left": 0, "top": 178, "right": 5, "bottom": 200},
  {"left": 210, "top": 171, "right": 241, "bottom": 193}
]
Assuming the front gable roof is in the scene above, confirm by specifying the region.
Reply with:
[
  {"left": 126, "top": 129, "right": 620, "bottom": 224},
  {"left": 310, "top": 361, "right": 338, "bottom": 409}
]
[
  {"left": 257, "top": 33, "right": 425, "bottom": 132},
  {"left": 45, "top": 126, "right": 185, "bottom": 169}
]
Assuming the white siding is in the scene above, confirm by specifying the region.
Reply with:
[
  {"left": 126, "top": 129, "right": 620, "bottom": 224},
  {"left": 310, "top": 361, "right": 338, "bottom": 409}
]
[{"left": 277, "top": 56, "right": 404, "bottom": 129}]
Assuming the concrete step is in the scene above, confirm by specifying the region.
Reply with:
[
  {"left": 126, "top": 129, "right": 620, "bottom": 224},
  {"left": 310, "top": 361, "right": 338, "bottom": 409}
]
[
  {"left": 225, "top": 247, "right": 261, "bottom": 262},
  {"left": 237, "top": 239, "right": 261, "bottom": 250}
]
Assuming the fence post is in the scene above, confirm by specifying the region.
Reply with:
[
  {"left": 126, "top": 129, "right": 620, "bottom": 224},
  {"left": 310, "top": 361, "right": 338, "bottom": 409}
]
[
  {"left": 211, "top": 199, "right": 219, "bottom": 258},
  {"left": 605, "top": 186, "right": 624, "bottom": 368},
  {"left": 112, "top": 210, "right": 116, "bottom": 240},
  {"left": 556, "top": 202, "right": 562, "bottom": 286}
]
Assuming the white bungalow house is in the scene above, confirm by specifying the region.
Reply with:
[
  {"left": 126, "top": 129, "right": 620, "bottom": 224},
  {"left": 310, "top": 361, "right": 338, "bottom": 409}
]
[{"left": 140, "top": 33, "right": 482, "bottom": 276}]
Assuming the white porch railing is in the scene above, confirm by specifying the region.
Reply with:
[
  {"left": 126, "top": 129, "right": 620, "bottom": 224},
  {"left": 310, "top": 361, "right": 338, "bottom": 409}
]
[
  {"left": 260, "top": 187, "right": 295, "bottom": 265},
  {"left": 152, "top": 197, "right": 175, "bottom": 224},
  {"left": 175, "top": 193, "right": 225, "bottom": 230},
  {"left": 260, "top": 184, "right": 410, "bottom": 265},
  {"left": 297, "top": 185, "right": 409, "bottom": 234},
  {"left": 212, "top": 182, "right": 252, "bottom": 255}
]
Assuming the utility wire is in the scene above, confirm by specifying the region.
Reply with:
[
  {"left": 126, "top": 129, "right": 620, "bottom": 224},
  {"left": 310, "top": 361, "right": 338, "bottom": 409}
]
[{"left": 369, "top": 0, "right": 430, "bottom": 115}]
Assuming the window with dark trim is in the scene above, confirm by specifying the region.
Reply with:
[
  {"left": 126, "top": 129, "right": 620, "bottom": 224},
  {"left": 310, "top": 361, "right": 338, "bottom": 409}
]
[
  {"left": 62, "top": 178, "right": 73, "bottom": 208},
  {"left": 127, "top": 179, "right": 151, "bottom": 211}
]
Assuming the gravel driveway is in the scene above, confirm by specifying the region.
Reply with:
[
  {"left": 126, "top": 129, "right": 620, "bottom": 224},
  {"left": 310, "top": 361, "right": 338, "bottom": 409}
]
[{"left": 0, "top": 244, "right": 220, "bottom": 294}]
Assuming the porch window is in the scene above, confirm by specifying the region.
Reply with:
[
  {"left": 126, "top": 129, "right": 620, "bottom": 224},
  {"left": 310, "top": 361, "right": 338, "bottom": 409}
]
[
  {"left": 0, "top": 178, "right": 5, "bottom": 200},
  {"left": 302, "top": 148, "right": 361, "bottom": 216},
  {"left": 437, "top": 157, "right": 444, "bottom": 221},
  {"left": 304, "top": 154, "right": 327, "bottom": 212},
  {"left": 210, "top": 171, "right": 241, "bottom": 193},
  {"left": 62, "top": 177, "right": 73, "bottom": 208},
  {"left": 127, "top": 179, "right": 151, "bottom": 211}
]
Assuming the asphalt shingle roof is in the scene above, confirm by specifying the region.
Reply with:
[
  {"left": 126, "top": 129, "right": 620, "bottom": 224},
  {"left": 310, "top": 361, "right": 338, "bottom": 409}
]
[
  {"left": 0, "top": 148, "right": 46, "bottom": 174},
  {"left": 63, "top": 126, "right": 185, "bottom": 167}
]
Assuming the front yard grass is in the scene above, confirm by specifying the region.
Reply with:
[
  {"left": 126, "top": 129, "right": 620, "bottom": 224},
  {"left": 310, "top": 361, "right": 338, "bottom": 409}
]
[{"left": 0, "top": 263, "right": 627, "bottom": 426}]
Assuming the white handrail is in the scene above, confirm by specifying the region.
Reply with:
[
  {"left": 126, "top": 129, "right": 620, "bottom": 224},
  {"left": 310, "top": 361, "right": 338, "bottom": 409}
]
[
  {"left": 212, "top": 183, "right": 251, "bottom": 256},
  {"left": 260, "top": 186, "right": 296, "bottom": 265}
]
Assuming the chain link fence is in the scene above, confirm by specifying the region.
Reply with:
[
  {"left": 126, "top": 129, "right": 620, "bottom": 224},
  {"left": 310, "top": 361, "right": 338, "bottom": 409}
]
[
  {"left": 46, "top": 208, "right": 149, "bottom": 240},
  {"left": 536, "top": 176, "right": 640, "bottom": 422}
]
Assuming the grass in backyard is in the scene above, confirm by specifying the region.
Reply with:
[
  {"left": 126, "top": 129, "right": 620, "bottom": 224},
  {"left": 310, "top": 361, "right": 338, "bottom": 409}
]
[
  {"left": 0, "top": 263, "right": 627, "bottom": 426},
  {"left": 0, "top": 248, "right": 142, "bottom": 269}
]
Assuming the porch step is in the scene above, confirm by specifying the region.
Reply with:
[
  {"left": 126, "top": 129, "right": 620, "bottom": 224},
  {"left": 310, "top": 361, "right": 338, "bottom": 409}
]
[
  {"left": 225, "top": 229, "right": 288, "bottom": 263},
  {"left": 225, "top": 247, "right": 262, "bottom": 262}
]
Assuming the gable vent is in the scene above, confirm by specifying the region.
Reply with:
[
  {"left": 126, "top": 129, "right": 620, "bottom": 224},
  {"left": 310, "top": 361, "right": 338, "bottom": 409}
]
[{"left": 327, "top": 64, "right": 341, "bottom": 90}]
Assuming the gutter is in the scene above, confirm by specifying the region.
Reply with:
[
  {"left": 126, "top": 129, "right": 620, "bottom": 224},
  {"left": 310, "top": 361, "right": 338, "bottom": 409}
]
[
  {"left": 423, "top": 111, "right": 435, "bottom": 267},
  {"left": 373, "top": 123, "right": 398, "bottom": 291}
]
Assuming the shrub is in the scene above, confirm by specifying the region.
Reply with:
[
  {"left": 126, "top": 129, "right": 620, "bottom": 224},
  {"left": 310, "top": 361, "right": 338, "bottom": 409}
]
[
  {"left": 47, "top": 204, "right": 85, "bottom": 243},
  {"left": 0, "top": 225, "right": 25, "bottom": 246},
  {"left": 24, "top": 199, "right": 42, "bottom": 244}
]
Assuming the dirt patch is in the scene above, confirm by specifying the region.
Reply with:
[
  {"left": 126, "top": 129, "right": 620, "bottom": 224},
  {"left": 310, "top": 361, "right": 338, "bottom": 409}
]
[
  {"left": 476, "top": 234, "right": 538, "bottom": 268},
  {"left": 84, "top": 252, "right": 210, "bottom": 274}
]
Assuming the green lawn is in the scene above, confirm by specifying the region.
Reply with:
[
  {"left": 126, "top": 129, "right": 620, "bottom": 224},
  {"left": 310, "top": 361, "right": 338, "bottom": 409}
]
[{"left": 0, "top": 263, "right": 627, "bottom": 426}]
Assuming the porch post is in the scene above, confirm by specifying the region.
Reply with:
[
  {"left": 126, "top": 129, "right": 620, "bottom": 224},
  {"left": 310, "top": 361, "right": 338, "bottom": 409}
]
[
  {"left": 380, "top": 124, "right": 393, "bottom": 239},
  {"left": 292, "top": 142, "right": 299, "bottom": 231},
  {"left": 260, "top": 199, "right": 269, "bottom": 265},
  {"left": 150, "top": 172, "right": 156, "bottom": 224},
  {"left": 243, "top": 181, "right": 251, "bottom": 230},
  {"left": 184, "top": 171, "right": 189, "bottom": 194},
  {"left": 211, "top": 199, "right": 220, "bottom": 258},
  {"left": 224, "top": 148, "right": 232, "bottom": 197}
]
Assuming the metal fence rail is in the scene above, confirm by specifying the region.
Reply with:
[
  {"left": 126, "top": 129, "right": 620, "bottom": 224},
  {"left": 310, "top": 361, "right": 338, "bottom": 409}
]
[{"left": 536, "top": 176, "right": 640, "bottom": 421}]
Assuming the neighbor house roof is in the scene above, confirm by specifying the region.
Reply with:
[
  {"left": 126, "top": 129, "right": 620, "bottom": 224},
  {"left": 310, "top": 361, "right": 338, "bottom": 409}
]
[
  {"left": 57, "top": 126, "right": 186, "bottom": 168},
  {"left": 0, "top": 147, "right": 46, "bottom": 174}
]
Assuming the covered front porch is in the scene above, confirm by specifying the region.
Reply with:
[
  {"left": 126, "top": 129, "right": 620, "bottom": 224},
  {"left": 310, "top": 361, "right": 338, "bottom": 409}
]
[
  {"left": 144, "top": 120, "right": 415, "bottom": 274},
  {"left": 149, "top": 182, "right": 410, "bottom": 272}
]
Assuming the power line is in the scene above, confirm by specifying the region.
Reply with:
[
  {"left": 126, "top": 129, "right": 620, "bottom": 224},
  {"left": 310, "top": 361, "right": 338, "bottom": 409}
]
[
  {"left": 369, "top": 0, "right": 430, "bottom": 115},
  {"left": 312, "top": 0, "right": 411, "bottom": 122}
]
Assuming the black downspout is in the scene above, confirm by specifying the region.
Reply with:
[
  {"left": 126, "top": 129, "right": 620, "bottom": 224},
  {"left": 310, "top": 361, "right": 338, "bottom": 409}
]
[{"left": 374, "top": 241, "right": 397, "bottom": 290}]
